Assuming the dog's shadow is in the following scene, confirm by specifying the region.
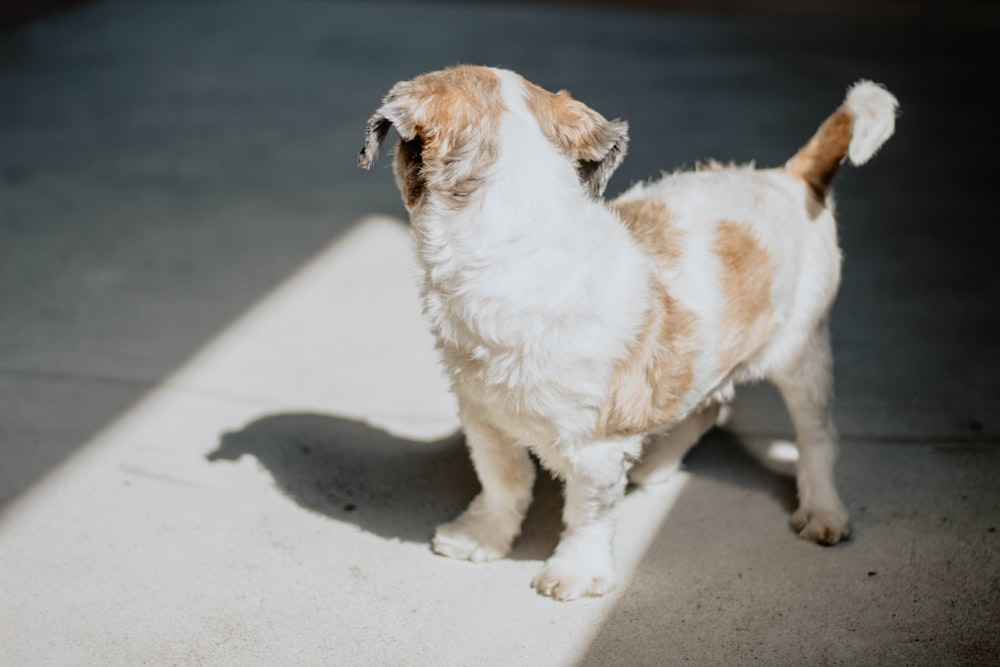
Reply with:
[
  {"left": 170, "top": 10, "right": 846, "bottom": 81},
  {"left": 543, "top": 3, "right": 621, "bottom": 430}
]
[
  {"left": 207, "top": 413, "right": 797, "bottom": 560},
  {"left": 206, "top": 413, "right": 565, "bottom": 560},
  {"left": 680, "top": 428, "right": 799, "bottom": 513}
]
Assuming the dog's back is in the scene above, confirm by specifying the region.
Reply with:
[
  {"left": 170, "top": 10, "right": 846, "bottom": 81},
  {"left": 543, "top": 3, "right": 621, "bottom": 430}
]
[{"left": 602, "top": 81, "right": 898, "bottom": 435}]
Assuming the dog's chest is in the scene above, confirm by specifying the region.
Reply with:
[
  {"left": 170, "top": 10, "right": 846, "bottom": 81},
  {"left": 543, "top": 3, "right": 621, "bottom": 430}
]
[
  {"left": 419, "top": 267, "right": 621, "bottom": 439},
  {"left": 411, "top": 202, "right": 654, "bottom": 437},
  {"left": 425, "top": 283, "right": 590, "bottom": 389}
]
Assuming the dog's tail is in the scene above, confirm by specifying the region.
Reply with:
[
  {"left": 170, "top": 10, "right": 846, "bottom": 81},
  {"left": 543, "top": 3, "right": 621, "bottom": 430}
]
[{"left": 785, "top": 80, "right": 897, "bottom": 198}]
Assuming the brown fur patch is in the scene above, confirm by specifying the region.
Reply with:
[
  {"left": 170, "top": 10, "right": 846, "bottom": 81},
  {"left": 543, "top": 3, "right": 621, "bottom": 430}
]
[
  {"left": 393, "top": 66, "right": 506, "bottom": 209},
  {"left": 611, "top": 199, "right": 684, "bottom": 265},
  {"left": 520, "top": 76, "right": 628, "bottom": 197},
  {"left": 714, "top": 220, "right": 776, "bottom": 372},
  {"left": 408, "top": 67, "right": 504, "bottom": 148},
  {"left": 597, "top": 280, "right": 700, "bottom": 438},
  {"left": 522, "top": 79, "right": 606, "bottom": 161},
  {"left": 785, "top": 107, "right": 853, "bottom": 199}
]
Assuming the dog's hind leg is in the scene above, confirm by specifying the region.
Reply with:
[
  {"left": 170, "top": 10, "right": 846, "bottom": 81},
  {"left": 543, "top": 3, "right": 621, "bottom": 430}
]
[
  {"left": 432, "top": 412, "right": 536, "bottom": 562},
  {"left": 771, "top": 321, "right": 850, "bottom": 545},
  {"left": 627, "top": 403, "right": 721, "bottom": 486}
]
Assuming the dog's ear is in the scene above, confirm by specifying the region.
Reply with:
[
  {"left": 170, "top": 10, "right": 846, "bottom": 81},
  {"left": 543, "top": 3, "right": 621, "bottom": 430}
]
[
  {"left": 523, "top": 84, "right": 629, "bottom": 198},
  {"left": 358, "top": 81, "right": 419, "bottom": 170},
  {"left": 573, "top": 115, "right": 629, "bottom": 198},
  {"left": 357, "top": 113, "right": 392, "bottom": 170}
]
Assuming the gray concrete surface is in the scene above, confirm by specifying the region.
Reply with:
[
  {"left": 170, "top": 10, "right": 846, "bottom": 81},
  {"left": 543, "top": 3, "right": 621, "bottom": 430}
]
[{"left": 1, "top": 1, "right": 998, "bottom": 664}]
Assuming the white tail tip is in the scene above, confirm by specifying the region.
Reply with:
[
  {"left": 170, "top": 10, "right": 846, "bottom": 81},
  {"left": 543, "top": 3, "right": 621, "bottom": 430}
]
[{"left": 845, "top": 80, "right": 898, "bottom": 165}]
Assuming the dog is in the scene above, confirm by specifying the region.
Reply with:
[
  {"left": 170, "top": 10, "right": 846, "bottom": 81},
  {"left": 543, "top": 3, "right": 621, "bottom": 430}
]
[{"left": 358, "top": 66, "right": 896, "bottom": 600}]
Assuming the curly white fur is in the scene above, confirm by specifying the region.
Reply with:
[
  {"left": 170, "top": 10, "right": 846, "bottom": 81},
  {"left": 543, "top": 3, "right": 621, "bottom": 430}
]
[{"left": 360, "top": 67, "right": 897, "bottom": 600}]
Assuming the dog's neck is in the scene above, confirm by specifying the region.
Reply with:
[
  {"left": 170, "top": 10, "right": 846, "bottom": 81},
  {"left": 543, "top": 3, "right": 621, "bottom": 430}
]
[
  {"left": 410, "top": 162, "right": 603, "bottom": 294},
  {"left": 411, "top": 105, "right": 603, "bottom": 269},
  {"left": 409, "top": 167, "right": 649, "bottom": 362}
]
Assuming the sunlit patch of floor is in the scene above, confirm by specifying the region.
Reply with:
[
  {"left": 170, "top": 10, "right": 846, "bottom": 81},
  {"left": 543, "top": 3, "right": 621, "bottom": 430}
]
[{"left": 0, "top": 214, "right": 691, "bottom": 665}]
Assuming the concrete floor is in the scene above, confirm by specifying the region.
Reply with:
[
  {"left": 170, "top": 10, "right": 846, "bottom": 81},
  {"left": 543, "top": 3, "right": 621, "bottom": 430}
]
[{"left": 1, "top": 1, "right": 998, "bottom": 664}]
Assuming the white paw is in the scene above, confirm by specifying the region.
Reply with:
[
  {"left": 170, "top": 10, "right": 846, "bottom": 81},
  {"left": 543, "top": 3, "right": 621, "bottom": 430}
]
[
  {"left": 531, "top": 552, "right": 616, "bottom": 601},
  {"left": 790, "top": 505, "right": 851, "bottom": 545},
  {"left": 432, "top": 518, "right": 512, "bottom": 563}
]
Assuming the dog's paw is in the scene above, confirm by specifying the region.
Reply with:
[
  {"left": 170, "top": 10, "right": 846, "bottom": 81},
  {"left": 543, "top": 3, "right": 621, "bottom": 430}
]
[
  {"left": 531, "top": 552, "right": 616, "bottom": 601},
  {"left": 790, "top": 505, "right": 851, "bottom": 545},
  {"left": 432, "top": 519, "right": 512, "bottom": 563}
]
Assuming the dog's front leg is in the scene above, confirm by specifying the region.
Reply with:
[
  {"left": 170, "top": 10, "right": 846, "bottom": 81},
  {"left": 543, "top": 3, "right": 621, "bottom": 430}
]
[
  {"left": 432, "top": 413, "right": 536, "bottom": 562},
  {"left": 532, "top": 436, "right": 640, "bottom": 601}
]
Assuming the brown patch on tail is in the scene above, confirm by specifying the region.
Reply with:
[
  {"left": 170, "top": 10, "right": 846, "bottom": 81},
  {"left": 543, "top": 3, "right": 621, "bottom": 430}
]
[
  {"left": 784, "top": 107, "right": 853, "bottom": 199},
  {"left": 714, "top": 221, "right": 776, "bottom": 372},
  {"left": 597, "top": 281, "right": 700, "bottom": 438}
]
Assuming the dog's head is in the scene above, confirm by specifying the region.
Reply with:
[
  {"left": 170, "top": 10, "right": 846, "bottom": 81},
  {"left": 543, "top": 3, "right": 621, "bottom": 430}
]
[{"left": 358, "top": 66, "right": 629, "bottom": 210}]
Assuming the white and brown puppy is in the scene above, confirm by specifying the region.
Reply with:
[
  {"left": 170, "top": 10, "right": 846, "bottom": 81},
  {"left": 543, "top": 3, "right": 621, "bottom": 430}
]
[{"left": 358, "top": 66, "right": 896, "bottom": 600}]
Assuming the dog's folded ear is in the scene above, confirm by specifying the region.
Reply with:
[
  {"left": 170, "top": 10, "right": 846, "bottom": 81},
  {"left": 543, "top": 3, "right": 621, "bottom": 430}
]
[
  {"left": 357, "top": 81, "right": 420, "bottom": 170},
  {"left": 523, "top": 85, "right": 630, "bottom": 198},
  {"left": 357, "top": 113, "right": 391, "bottom": 170},
  {"left": 574, "top": 116, "right": 629, "bottom": 198}
]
